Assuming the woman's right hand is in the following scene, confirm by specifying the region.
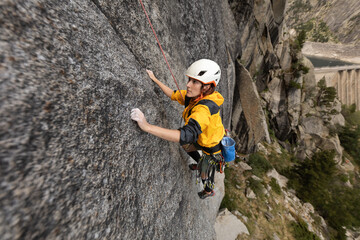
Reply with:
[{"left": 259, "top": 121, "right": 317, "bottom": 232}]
[
  {"left": 146, "top": 69, "right": 173, "bottom": 98},
  {"left": 146, "top": 69, "right": 157, "bottom": 82}
]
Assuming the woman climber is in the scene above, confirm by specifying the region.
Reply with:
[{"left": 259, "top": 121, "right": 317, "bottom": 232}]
[{"left": 131, "top": 59, "right": 225, "bottom": 199}]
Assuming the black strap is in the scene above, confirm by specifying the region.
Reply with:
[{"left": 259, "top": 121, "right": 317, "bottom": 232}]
[
  {"left": 207, "top": 154, "right": 221, "bottom": 190},
  {"left": 201, "top": 142, "right": 221, "bottom": 154},
  {"left": 209, "top": 165, "right": 216, "bottom": 184}
]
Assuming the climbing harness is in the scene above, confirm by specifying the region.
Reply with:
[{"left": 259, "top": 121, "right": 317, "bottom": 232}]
[
  {"left": 195, "top": 153, "right": 226, "bottom": 190},
  {"left": 138, "top": 0, "right": 185, "bottom": 101},
  {"left": 195, "top": 130, "right": 236, "bottom": 189}
]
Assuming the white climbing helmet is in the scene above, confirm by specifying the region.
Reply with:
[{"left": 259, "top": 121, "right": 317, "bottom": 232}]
[{"left": 185, "top": 59, "right": 221, "bottom": 87}]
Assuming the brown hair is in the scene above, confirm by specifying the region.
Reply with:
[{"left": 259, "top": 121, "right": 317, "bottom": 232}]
[{"left": 194, "top": 83, "right": 216, "bottom": 102}]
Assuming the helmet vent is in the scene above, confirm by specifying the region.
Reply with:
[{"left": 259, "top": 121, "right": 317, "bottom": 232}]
[
  {"left": 215, "top": 70, "right": 220, "bottom": 75},
  {"left": 198, "top": 71, "right": 207, "bottom": 76}
]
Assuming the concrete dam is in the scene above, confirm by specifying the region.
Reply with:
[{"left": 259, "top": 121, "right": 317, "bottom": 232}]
[{"left": 314, "top": 65, "right": 360, "bottom": 110}]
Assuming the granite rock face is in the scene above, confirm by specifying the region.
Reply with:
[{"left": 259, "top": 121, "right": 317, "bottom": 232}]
[{"left": 0, "top": 0, "right": 239, "bottom": 239}]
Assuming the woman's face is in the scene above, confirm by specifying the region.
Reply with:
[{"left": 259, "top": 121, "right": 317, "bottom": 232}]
[{"left": 186, "top": 78, "right": 203, "bottom": 98}]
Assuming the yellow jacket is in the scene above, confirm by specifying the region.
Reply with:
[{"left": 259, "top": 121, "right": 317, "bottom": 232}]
[{"left": 171, "top": 90, "right": 225, "bottom": 154}]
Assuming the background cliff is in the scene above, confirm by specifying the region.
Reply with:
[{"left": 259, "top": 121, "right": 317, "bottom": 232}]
[
  {"left": 286, "top": 0, "right": 360, "bottom": 45},
  {"left": 1, "top": 0, "right": 357, "bottom": 239}
]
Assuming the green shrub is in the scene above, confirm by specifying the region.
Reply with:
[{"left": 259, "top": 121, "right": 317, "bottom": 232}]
[
  {"left": 339, "top": 124, "right": 360, "bottom": 165},
  {"left": 248, "top": 178, "right": 264, "bottom": 198},
  {"left": 299, "top": 64, "right": 309, "bottom": 74},
  {"left": 268, "top": 128, "right": 276, "bottom": 139},
  {"left": 298, "top": 21, "right": 314, "bottom": 32},
  {"left": 339, "top": 104, "right": 360, "bottom": 165},
  {"left": 220, "top": 192, "right": 237, "bottom": 211},
  {"left": 328, "top": 126, "right": 338, "bottom": 137},
  {"left": 295, "top": 29, "right": 307, "bottom": 50},
  {"left": 268, "top": 151, "right": 297, "bottom": 173},
  {"left": 220, "top": 168, "right": 238, "bottom": 211},
  {"left": 287, "top": 150, "right": 336, "bottom": 202},
  {"left": 290, "top": 219, "right": 321, "bottom": 240},
  {"left": 285, "top": 150, "right": 360, "bottom": 239},
  {"left": 341, "top": 104, "right": 360, "bottom": 125},
  {"left": 248, "top": 153, "right": 272, "bottom": 177},
  {"left": 289, "top": 80, "right": 302, "bottom": 89},
  {"left": 330, "top": 109, "right": 339, "bottom": 115},
  {"left": 311, "top": 20, "right": 333, "bottom": 43},
  {"left": 289, "top": 30, "right": 309, "bottom": 79},
  {"left": 339, "top": 174, "right": 349, "bottom": 183},
  {"left": 269, "top": 178, "right": 282, "bottom": 195},
  {"left": 316, "top": 77, "right": 337, "bottom": 106},
  {"left": 290, "top": 0, "right": 312, "bottom": 11}
]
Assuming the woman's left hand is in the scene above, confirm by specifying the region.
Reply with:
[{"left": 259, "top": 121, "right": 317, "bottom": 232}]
[{"left": 131, "top": 108, "right": 149, "bottom": 131}]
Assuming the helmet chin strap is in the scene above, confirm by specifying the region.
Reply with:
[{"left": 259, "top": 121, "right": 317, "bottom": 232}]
[{"left": 194, "top": 93, "right": 204, "bottom": 102}]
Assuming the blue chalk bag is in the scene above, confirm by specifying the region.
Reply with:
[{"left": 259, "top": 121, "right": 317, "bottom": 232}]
[{"left": 221, "top": 137, "right": 236, "bottom": 162}]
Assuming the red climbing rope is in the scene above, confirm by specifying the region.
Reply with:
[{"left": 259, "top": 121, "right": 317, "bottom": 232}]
[{"left": 139, "top": 0, "right": 185, "bottom": 101}]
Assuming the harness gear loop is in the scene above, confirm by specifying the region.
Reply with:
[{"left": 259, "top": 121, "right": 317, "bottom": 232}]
[
  {"left": 138, "top": 0, "right": 185, "bottom": 102},
  {"left": 195, "top": 154, "right": 225, "bottom": 189}
]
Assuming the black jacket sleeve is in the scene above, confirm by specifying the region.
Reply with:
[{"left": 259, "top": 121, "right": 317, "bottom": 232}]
[{"left": 179, "top": 118, "right": 202, "bottom": 145}]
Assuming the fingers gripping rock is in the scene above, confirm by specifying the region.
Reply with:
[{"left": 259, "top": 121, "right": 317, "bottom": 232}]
[{"left": 131, "top": 108, "right": 143, "bottom": 122}]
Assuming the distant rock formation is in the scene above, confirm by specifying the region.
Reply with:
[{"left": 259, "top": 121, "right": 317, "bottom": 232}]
[
  {"left": 302, "top": 42, "right": 360, "bottom": 64},
  {"left": 286, "top": 0, "right": 360, "bottom": 45}
]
